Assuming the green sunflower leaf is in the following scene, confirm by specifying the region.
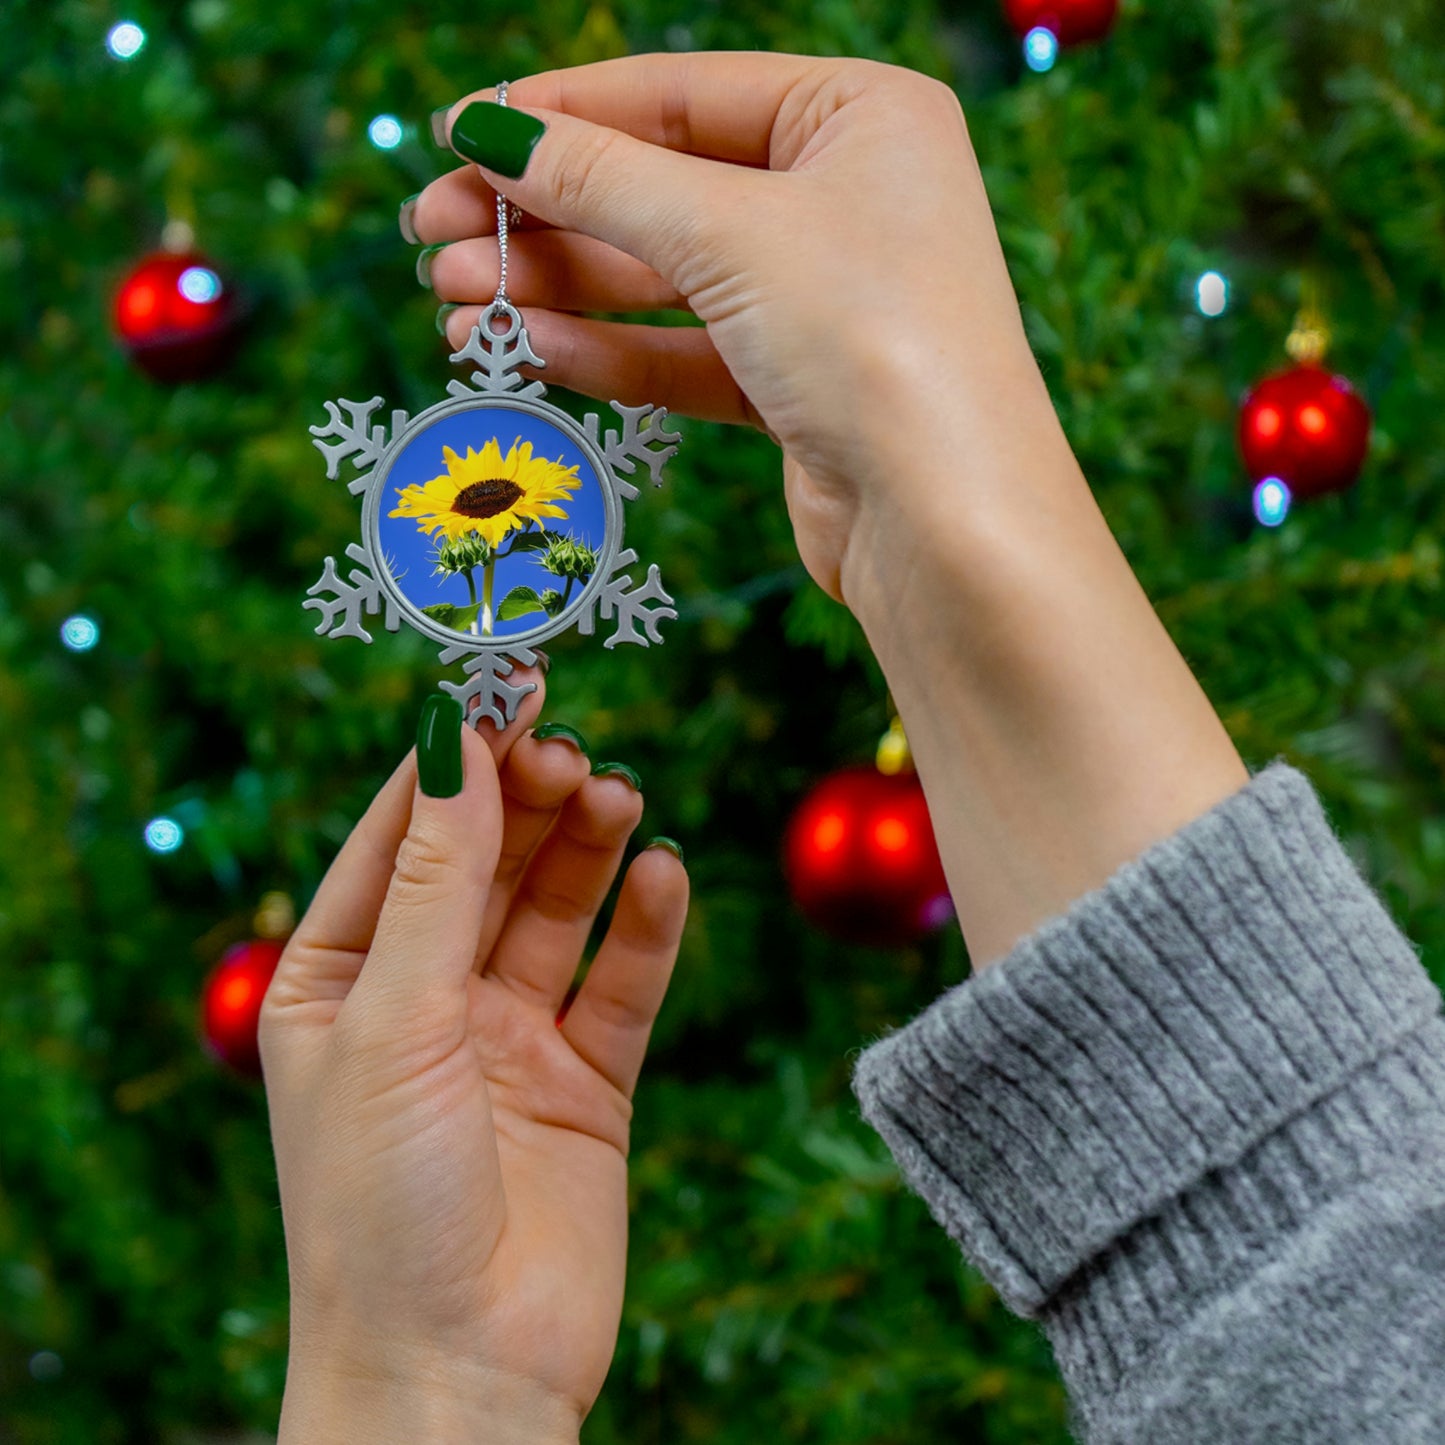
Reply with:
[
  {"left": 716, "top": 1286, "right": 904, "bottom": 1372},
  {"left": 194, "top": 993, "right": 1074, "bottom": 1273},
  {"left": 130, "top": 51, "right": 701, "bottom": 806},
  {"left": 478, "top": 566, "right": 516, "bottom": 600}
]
[
  {"left": 499, "top": 530, "right": 551, "bottom": 555},
  {"left": 421, "top": 601, "right": 482, "bottom": 631},
  {"left": 497, "top": 586, "right": 546, "bottom": 621}
]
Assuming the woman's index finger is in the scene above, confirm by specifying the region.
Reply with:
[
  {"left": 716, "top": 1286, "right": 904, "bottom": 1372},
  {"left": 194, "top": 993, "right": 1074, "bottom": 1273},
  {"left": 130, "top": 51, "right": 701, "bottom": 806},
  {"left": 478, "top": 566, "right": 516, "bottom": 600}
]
[{"left": 457, "top": 50, "right": 845, "bottom": 167}]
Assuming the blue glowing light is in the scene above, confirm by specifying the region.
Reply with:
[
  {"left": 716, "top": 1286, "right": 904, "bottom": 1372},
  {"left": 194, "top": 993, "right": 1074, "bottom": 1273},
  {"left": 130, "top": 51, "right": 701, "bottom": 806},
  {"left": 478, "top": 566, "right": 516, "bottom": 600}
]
[
  {"left": 178, "top": 266, "right": 222, "bottom": 303},
  {"left": 144, "top": 817, "right": 185, "bottom": 853},
  {"left": 368, "top": 114, "right": 404, "bottom": 150},
  {"left": 1196, "top": 270, "right": 1229, "bottom": 317},
  {"left": 106, "top": 21, "right": 146, "bottom": 59},
  {"left": 1253, "top": 477, "right": 1292, "bottom": 528},
  {"left": 1024, "top": 26, "right": 1059, "bottom": 72},
  {"left": 60, "top": 615, "right": 101, "bottom": 652}
]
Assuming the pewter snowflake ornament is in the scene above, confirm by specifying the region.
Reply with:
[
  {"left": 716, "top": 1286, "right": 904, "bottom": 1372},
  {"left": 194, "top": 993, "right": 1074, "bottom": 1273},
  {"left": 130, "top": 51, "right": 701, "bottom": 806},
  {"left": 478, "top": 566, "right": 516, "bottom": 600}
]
[{"left": 304, "top": 302, "right": 681, "bottom": 728}]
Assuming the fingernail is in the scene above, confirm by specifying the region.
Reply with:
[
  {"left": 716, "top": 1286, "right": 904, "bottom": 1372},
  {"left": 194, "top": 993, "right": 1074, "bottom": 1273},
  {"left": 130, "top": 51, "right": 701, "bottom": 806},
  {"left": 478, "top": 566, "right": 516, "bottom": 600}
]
[
  {"left": 429, "top": 105, "right": 453, "bottom": 148},
  {"left": 417, "top": 694, "right": 464, "bottom": 798},
  {"left": 416, "top": 242, "right": 448, "bottom": 289},
  {"left": 644, "top": 836, "right": 684, "bottom": 865},
  {"left": 591, "top": 760, "right": 642, "bottom": 791},
  {"left": 450, "top": 100, "right": 547, "bottom": 179},
  {"left": 532, "top": 722, "right": 589, "bottom": 755},
  {"left": 435, "top": 302, "right": 460, "bottom": 337},
  {"left": 531, "top": 648, "right": 551, "bottom": 676},
  {"left": 398, "top": 193, "right": 421, "bottom": 245}
]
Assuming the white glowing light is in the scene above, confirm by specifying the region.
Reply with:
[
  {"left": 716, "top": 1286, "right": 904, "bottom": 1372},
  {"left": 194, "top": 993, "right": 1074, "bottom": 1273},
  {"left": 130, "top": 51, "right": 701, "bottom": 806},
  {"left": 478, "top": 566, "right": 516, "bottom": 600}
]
[
  {"left": 1196, "top": 270, "right": 1229, "bottom": 317},
  {"left": 60, "top": 615, "right": 101, "bottom": 652},
  {"left": 368, "top": 114, "right": 404, "bottom": 150},
  {"left": 178, "top": 266, "right": 222, "bottom": 303},
  {"left": 144, "top": 817, "right": 185, "bottom": 853},
  {"left": 106, "top": 21, "right": 146, "bottom": 59},
  {"left": 1253, "top": 477, "right": 1292, "bottom": 528},
  {"left": 1024, "top": 26, "right": 1059, "bottom": 72}
]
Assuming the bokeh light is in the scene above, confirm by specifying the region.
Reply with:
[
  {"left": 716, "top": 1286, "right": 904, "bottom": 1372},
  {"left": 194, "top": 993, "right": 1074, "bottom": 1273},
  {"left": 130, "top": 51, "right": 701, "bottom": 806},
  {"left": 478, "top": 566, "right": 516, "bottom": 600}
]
[
  {"left": 144, "top": 817, "right": 185, "bottom": 853},
  {"left": 1253, "top": 477, "right": 1292, "bottom": 528},
  {"left": 1024, "top": 26, "right": 1059, "bottom": 72},
  {"left": 28, "top": 1352, "right": 63, "bottom": 1383},
  {"left": 1196, "top": 270, "right": 1229, "bottom": 317},
  {"left": 105, "top": 21, "right": 146, "bottom": 59},
  {"left": 178, "top": 266, "right": 222, "bottom": 304},
  {"left": 60, "top": 615, "right": 100, "bottom": 652},
  {"left": 368, "top": 114, "right": 404, "bottom": 150}
]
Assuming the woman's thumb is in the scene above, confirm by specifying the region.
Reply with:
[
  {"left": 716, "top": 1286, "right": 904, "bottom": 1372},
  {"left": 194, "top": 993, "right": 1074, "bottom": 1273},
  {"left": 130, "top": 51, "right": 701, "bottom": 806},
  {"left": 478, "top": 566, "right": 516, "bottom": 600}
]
[
  {"left": 441, "top": 94, "right": 736, "bottom": 285},
  {"left": 346, "top": 696, "right": 503, "bottom": 1028}
]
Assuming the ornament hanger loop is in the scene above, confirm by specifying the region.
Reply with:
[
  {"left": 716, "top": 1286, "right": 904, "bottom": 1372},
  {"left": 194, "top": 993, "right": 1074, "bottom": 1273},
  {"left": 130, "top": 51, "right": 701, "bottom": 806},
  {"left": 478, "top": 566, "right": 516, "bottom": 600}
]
[{"left": 482, "top": 298, "right": 522, "bottom": 341}]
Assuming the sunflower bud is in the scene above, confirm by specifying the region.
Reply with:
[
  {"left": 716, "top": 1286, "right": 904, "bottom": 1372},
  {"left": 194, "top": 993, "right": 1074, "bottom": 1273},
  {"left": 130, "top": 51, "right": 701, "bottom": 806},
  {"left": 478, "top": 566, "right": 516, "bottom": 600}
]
[
  {"left": 431, "top": 530, "right": 493, "bottom": 576},
  {"left": 540, "top": 533, "right": 599, "bottom": 584}
]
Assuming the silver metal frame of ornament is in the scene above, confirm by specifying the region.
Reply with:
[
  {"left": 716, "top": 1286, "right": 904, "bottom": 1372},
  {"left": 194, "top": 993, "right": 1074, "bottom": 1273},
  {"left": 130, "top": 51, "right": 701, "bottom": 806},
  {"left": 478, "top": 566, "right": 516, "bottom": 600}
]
[{"left": 362, "top": 389, "right": 621, "bottom": 655}]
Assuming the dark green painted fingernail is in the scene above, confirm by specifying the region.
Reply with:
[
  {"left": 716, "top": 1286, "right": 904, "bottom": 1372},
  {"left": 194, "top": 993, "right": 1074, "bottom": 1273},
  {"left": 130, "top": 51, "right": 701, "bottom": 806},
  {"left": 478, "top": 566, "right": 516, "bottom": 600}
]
[
  {"left": 450, "top": 100, "right": 547, "bottom": 179},
  {"left": 416, "top": 242, "right": 448, "bottom": 289},
  {"left": 592, "top": 760, "right": 642, "bottom": 791},
  {"left": 533, "top": 722, "right": 589, "bottom": 755},
  {"left": 398, "top": 193, "right": 422, "bottom": 245},
  {"left": 429, "top": 105, "right": 453, "bottom": 148},
  {"left": 435, "top": 302, "right": 460, "bottom": 337},
  {"left": 644, "top": 836, "right": 684, "bottom": 865},
  {"left": 531, "top": 648, "right": 551, "bottom": 676},
  {"left": 417, "top": 694, "right": 464, "bottom": 798}
]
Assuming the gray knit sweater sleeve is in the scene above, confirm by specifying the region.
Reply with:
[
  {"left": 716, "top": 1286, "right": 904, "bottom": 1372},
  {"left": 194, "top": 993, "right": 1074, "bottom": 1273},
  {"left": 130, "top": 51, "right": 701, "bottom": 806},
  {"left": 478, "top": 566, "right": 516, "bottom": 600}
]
[{"left": 849, "top": 759, "right": 1445, "bottom": 1442}]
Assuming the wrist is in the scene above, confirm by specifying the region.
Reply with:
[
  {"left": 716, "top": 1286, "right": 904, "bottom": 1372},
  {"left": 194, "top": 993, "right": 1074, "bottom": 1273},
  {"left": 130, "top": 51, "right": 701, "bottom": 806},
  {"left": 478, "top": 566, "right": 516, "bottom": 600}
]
[
  {"left": 279, "top": 1341, "right": 582, "bottom": 1445},
  {"left": 838, "top": 353, "right": 1081, "bottom": 633}
]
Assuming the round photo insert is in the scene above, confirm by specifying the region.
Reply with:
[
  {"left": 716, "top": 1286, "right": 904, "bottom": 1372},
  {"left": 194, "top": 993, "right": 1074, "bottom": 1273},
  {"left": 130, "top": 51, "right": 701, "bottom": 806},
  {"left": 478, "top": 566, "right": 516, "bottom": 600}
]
[{"left": 376, "top": 406, "right": 607, "bottom": 641}]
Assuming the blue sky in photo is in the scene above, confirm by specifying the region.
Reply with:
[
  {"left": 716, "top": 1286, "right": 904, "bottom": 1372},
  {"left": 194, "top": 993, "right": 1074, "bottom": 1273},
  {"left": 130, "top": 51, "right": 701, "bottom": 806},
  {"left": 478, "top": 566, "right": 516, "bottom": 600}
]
[{"left": 376, "top": 406, "right": 606, "bottom": 638}]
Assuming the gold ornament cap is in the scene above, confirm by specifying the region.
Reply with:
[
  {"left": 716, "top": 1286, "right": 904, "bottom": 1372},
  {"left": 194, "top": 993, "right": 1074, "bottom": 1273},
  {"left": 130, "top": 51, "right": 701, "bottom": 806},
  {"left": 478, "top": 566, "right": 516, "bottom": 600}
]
[
  {"left": 253, "top": 891, "right": 296, "bottom": 940},
  {"left": 876, "top": 715, "right": 913, "bottom": 776},
  {"left": 1285, "top": 286, "right": 1331, "bottom": 365}
]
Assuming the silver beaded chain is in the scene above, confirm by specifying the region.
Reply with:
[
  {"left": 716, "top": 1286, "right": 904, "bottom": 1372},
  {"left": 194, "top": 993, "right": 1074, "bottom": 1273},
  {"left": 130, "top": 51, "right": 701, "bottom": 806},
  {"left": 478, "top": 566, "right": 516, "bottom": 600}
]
[{"left": 491, "top": 81, "right": 524, "bottom": 320}]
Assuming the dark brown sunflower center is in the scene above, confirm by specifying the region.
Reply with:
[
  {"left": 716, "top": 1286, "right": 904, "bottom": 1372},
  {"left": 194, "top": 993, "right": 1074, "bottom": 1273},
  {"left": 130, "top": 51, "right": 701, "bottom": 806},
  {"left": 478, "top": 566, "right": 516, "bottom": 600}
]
[{"left": 452, "top": 477, "right": 523, "bottom": 519}]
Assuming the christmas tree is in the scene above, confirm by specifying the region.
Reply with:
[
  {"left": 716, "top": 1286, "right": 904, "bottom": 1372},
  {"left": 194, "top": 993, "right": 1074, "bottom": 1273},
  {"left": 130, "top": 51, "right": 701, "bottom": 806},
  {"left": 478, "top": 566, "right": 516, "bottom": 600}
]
[{"left": 4, "top": 1, "right": 1444, "bottom": 1440}]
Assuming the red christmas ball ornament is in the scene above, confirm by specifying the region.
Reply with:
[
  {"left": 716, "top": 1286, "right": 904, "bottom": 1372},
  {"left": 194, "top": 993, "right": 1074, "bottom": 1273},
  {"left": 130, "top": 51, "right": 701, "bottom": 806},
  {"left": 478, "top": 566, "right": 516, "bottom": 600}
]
[
  {"left": 200, "top": 939, "right": 284, "bottom": 1077},
  {"left": 784, "top": 765, "right": 954, "bottom": 947},
  {"left": 113, "top": 250, "right": 239, "bottom": 382},
  {"left": 1003, "top": 0, "right": 1118, "bottom": 46},
  {"left": 1238, "top": 362, "right": 1372, "bottom": 501}
]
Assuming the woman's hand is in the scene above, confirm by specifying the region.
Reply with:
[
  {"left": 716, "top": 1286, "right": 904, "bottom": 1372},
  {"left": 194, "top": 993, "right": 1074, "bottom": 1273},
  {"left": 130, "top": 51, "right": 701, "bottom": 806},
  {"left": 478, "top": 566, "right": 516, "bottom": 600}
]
[
  {"left": 410, "top": 52, "right": 1068, "bottom": 605},
  {"left": 259, "top": 680, "right": 688, "bottom": 1443}
]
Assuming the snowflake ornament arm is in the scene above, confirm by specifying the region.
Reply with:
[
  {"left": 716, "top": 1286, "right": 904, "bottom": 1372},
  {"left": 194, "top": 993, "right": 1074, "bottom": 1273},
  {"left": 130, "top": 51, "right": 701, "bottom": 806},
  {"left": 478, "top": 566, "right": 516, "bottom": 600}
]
[
  {"left": 303, "top": 544, "right": 400, "bottom": 643},
  {"left": 583, "top": 402, "right": 682, "bottom": 500},
  {"left": 578, "top": 550, "right": 678, "bottom": 648},
  {"left": 309, "top": 398, "right": 410, "bottom": 493}
]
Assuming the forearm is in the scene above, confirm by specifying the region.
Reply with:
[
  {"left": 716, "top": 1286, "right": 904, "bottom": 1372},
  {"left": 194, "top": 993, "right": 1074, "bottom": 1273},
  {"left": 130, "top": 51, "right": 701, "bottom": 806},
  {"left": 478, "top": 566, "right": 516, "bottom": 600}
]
[{"left": 841, "top": 371, "right": 1249, "bottom": 970}]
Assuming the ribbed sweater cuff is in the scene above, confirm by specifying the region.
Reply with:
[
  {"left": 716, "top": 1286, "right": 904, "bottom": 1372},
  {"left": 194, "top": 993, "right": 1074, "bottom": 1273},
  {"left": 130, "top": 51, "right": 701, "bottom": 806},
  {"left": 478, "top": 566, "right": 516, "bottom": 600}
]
[{"left": 849, "top": 758, "right": 1444, "bottom": 1318}]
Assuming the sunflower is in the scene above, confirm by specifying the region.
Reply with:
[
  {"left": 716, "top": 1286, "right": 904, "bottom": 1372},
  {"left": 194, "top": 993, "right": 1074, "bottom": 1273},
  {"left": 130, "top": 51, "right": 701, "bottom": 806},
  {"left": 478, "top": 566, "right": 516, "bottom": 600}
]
[{"left": 389, "top": 435, "right": 582, "bottom": 547}]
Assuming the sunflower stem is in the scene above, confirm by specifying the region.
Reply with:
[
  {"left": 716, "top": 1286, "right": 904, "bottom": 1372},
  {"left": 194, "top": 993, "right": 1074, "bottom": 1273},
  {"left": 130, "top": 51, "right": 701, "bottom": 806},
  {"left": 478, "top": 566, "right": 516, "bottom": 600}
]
[
  {"left": 481, "top": 558, "right": 496, "bottom": 637},
  {"left": 464, "top": 569, "right": 479, "bottom": 636}
]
